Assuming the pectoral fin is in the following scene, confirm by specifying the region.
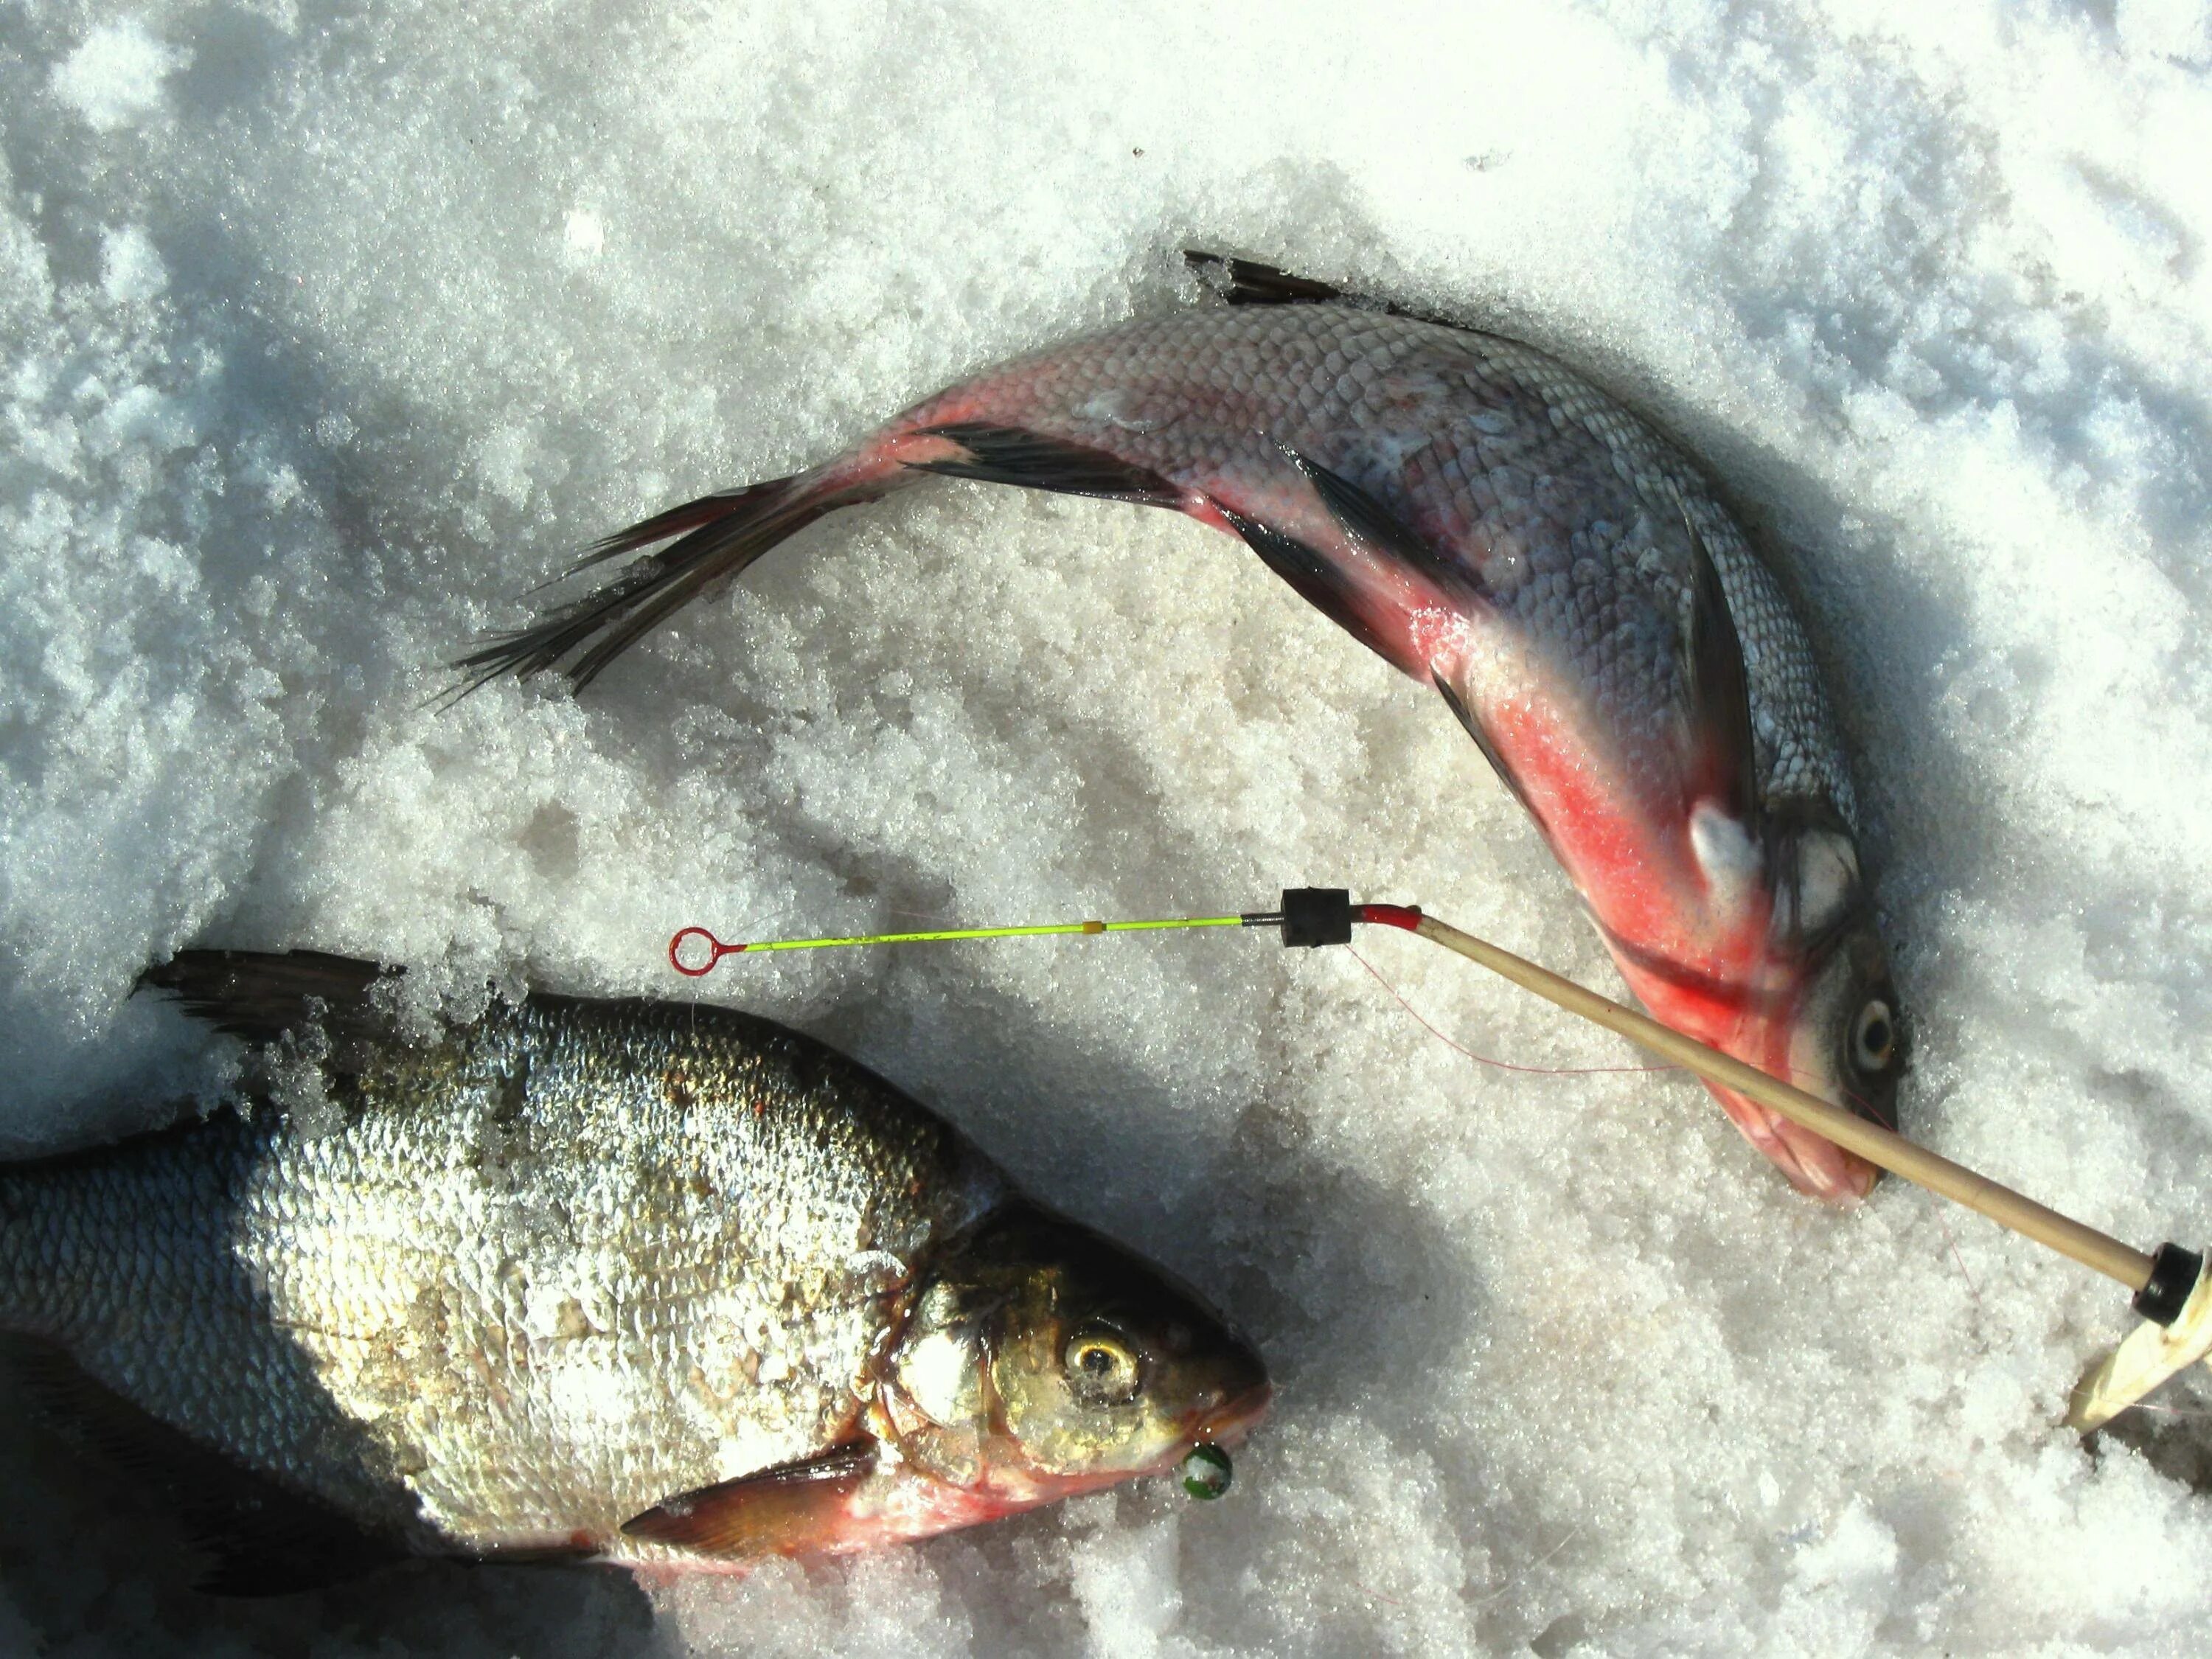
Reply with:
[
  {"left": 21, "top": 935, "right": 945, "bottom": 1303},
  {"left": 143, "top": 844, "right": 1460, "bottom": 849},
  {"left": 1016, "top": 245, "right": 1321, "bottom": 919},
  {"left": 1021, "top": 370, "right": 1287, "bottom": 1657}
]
[
  {"left": 619, "top": 1438, "right": 880, "bottom": 1559},
  {"left": 1433, "top": 670, "right": 1548, "bottom": 836},
  {"left": 1681, "top": 512, "right": 1760, "bottom": 831}
]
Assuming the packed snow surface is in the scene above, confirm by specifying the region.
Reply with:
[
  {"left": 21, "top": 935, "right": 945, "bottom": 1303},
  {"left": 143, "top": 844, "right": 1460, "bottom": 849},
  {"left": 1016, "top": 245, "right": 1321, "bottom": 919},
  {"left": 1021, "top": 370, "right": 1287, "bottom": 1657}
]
[{"left": 4, "top": 1, "right": 2212, "bottom": 1653}]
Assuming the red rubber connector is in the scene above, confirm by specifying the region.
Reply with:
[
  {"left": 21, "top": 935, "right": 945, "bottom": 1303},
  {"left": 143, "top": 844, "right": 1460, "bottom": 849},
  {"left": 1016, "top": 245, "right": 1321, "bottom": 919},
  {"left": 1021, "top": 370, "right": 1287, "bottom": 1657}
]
[{"left": 1356, "top": 903, "right": 1424, "bottom": 931}]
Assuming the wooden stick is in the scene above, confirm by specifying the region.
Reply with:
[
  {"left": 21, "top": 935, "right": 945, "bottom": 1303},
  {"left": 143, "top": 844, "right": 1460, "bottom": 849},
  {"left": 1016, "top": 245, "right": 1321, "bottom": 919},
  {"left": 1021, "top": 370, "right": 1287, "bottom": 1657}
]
[
  {"left": 1408, "top": 914, "right": 2156, "bottom": 1292},
  {"left": 2067, "top": 1261, "right": 2212, "bottom": 1430}
]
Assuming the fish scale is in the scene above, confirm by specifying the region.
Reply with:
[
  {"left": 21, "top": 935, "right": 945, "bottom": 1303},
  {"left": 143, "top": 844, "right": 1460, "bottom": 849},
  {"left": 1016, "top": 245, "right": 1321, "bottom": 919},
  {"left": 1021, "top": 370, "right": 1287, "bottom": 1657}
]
[
  {"left": 1, "top": 993, "right": 1000, "bottom": 1555},
  {"left": 914, "top": 305, "right": 1851, "bottom": 823}
]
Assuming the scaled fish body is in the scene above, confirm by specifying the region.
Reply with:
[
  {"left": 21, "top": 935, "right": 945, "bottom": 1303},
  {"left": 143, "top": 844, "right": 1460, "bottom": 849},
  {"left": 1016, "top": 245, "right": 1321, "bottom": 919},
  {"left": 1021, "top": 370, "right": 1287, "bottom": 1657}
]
[
  {"left": 0, "top": 952, "right": 1267, "bottom": 1592},
  {"left": 466, "top": 259, "right": 1905, "bottom": 1200}
]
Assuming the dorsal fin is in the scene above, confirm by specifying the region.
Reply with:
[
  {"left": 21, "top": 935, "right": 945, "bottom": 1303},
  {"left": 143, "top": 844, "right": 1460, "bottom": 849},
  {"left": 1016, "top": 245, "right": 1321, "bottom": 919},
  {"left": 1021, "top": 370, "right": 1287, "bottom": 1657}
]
[
  {"left": 1183, "top": 251, "right": 1470, "bottom": 333},
  {"left": 138, "top": 950, "right": 397, "bottom": 1047},
  {"left": 1185, "top": 251, "right": 1360, "bottom": 307},
  {"left": 3, "top": 1335, "right": 407, "bottom": 1595}
]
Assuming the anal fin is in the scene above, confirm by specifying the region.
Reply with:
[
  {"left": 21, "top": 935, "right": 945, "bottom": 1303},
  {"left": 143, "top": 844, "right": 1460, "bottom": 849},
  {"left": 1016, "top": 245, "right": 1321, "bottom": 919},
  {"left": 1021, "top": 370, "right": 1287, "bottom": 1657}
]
[
  {"left": 908, "top": 423, "right": 1185, "bottom": 507},
  {"left": 620, "top": 1438, "right": 878, "bottom": 1559},
  {"left": 2, "top": 1335, "right": 406, "bottom": 1596}
]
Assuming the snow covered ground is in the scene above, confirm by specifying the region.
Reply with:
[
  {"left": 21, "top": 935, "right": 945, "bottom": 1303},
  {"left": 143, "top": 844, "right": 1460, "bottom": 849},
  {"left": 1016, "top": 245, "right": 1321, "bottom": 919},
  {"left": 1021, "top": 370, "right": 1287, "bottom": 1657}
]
[{"left": 4, "top": 1, "right": 2212, "bottom": 1652}]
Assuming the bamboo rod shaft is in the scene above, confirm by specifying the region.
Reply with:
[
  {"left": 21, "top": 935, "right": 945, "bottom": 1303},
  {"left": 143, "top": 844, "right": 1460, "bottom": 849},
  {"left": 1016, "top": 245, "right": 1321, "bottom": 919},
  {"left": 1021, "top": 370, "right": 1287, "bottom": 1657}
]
[{"left": 1410, "top": 914, "right": 2156, "bottom": 1291}]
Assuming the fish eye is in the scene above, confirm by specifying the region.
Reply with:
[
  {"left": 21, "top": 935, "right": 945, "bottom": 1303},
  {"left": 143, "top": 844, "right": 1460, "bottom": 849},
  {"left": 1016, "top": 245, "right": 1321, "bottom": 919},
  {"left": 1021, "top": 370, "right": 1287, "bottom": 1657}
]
[
  {"left": 1063, "top": 1328, "right": 1143, "bottom": 1408},
  {"left": 1851, "top": 998, "right": 1896, "bottom": 1074}
]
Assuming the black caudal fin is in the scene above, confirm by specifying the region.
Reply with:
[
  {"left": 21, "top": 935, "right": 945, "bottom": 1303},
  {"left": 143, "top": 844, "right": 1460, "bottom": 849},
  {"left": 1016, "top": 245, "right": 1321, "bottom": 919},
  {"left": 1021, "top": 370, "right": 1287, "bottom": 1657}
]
[
  {"left": 452, "top": 473, "right": 855, "bottom": 695},
  {"left": 453, "top": 424, "right": 1189, "bottom": 698},
  {"left": 1680, "top": 511, "right": 1760, "bottom": 828},
  {"left": 906, "top": 423, "right": 1184, "bottom": 507},
  {"left": 2, "top": 1335, "right": 407, "bottom": 1595},
  {"left": 139, "top": 950, "right": 402, "bottom": 1073}
]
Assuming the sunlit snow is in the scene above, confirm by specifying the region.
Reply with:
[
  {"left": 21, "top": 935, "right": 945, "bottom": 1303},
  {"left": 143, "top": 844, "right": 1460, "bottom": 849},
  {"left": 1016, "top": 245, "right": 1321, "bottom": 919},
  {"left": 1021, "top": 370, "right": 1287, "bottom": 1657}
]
[{"left": 4, "top": 2, "right": 2211, "bottom": 1654}]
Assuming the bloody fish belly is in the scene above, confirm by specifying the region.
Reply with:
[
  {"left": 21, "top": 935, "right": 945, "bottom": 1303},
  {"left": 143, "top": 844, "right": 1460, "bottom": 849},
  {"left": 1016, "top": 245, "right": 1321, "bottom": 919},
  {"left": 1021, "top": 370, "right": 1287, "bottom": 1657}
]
[{"left": 460, "top": 257, "right": 1906, "bottom": 1201}]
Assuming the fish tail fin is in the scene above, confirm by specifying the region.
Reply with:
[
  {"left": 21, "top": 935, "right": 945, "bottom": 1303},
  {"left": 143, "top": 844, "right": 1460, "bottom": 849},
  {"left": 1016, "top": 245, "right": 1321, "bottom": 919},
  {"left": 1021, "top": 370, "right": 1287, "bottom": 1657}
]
[{"left": 450, "top": 462, "right": 894, "bottom": 696}]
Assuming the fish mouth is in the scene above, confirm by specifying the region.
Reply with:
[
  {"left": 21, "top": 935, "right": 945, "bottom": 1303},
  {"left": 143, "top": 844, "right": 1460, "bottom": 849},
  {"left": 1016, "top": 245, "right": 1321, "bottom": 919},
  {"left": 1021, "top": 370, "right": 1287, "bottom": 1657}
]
[
  {"left": 1711, "top": 1086, "right": 1879, "bottom": 1204},
  {"left": 1191, "top": 1380, "right": 1273, "bottom": 1449}
]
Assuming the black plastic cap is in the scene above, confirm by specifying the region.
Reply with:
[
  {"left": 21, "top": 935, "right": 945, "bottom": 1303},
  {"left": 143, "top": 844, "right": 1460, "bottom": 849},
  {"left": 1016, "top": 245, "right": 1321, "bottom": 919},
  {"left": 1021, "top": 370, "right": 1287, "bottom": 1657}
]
[
  {"left": 2132, "top": 1241, "right": 2205, "bottom": 1326},
  {"left": 1280, "top": 888, "right": 1354, "bottom": 948}
]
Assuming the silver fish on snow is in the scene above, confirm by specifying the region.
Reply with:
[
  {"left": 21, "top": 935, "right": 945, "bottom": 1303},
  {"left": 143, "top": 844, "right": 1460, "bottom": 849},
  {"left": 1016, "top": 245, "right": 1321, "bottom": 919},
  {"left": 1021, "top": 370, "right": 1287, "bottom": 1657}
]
[
  {"left": 462, "top": 255, "right": 1905, "bottom": 1202},
  {"left": 0, "top": 951, "right": 1267, "bottom": 1592}
]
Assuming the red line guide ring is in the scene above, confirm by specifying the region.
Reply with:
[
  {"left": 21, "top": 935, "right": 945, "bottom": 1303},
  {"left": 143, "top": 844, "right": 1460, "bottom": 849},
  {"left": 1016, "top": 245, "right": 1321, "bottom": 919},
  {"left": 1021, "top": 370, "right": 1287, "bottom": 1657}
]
[{"left": 669, "top": 927, "right": 742, "bottom": 976}]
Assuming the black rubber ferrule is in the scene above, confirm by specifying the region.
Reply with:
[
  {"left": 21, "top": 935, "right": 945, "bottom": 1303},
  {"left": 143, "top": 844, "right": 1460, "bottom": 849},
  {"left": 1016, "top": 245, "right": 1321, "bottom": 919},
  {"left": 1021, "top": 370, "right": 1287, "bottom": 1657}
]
[
  {"left": 2131, "top": 1242, "right": 2204, "bottom": 1326},
  {"left": 1279, "top": 888, "right": 1354, "bottom": 948}
]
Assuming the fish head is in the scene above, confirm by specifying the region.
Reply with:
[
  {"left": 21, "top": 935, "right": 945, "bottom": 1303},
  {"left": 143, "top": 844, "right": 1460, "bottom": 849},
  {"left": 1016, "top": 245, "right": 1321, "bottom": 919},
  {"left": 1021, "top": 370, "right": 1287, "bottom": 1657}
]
[
  {"left": 1697, "top": 819, "right": 1907, "bottom": 1203},
  {"left": 1774, "top": 865, "right": 1905, "bottom": 1169},
  {"left": 879, "top": 1203, "right": 1270, "bottom": 1495}
]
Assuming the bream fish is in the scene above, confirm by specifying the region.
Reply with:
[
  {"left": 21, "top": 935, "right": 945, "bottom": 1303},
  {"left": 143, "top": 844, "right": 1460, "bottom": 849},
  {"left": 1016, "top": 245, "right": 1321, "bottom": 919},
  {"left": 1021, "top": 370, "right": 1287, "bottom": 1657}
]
[
  {"left": 0, "top": 950, "right": 1267, "bottom": 1592},
  {"left": 460, "top": 256, "right": 1905, "bottom": 1201}
]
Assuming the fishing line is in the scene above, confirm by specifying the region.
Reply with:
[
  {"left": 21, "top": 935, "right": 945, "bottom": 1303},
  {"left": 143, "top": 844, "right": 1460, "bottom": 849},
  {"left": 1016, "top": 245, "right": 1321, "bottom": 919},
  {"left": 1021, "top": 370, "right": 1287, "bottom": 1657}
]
[
  {"left": 669, "top": 913, "right": 1251, "bottom": 975},
  {"left": 1343, "top": 946, "right": 1674, "bottom": 1080},
  {"left": 1345, "top": 942, "right": 1979, "bottom": 1312},
  {"left": 670, "top": 884, "right": 2212, "bottom": 1430}
]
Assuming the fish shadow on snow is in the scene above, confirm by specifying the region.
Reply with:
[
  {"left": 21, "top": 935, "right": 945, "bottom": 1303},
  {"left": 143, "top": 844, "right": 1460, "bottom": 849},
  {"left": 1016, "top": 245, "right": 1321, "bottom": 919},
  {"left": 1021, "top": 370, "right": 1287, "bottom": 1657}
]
[{"left": 0, "top": 1363, "right": 661, "bottom": 1655}]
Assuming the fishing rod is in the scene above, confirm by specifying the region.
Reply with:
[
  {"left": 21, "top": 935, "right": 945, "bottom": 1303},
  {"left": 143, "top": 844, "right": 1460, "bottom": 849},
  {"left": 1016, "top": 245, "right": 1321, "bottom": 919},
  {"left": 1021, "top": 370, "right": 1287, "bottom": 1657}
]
[{"left": 672, "top": 888, "right": 2211, "bottom": 1432}]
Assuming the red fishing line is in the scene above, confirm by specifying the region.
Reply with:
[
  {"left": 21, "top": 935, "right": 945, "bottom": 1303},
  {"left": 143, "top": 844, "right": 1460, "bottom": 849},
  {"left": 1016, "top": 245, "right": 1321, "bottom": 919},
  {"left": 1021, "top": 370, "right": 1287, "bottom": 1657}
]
[{"left": 1345, "top": 947, "right": 1674, "bottom": 1079}]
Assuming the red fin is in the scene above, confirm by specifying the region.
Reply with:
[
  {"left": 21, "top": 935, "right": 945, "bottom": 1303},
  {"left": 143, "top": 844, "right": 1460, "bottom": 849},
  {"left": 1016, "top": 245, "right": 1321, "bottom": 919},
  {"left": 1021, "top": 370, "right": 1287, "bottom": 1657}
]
[{"left": 619, "top": 1439, "right": 878, "bottom": 1559}]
